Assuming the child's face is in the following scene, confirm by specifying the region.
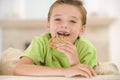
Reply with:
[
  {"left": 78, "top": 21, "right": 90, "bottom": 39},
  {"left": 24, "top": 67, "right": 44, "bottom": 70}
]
[{"left": 47, "top": 4, "right": 86, "bottom": 43}]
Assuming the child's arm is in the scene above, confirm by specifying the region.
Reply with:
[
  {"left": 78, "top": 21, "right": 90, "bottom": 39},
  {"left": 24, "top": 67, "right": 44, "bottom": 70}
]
[
  {"left": 14, "top": 57, "right": 64, "bottom": 76},
  {"left": 14, "top": 56, "right": 96, "bottom": 78}
]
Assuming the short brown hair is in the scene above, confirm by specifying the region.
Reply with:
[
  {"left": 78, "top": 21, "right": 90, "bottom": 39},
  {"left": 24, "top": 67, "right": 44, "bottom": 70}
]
[{"left": 47, "top": 0, "right": 87, "bottom": 25}]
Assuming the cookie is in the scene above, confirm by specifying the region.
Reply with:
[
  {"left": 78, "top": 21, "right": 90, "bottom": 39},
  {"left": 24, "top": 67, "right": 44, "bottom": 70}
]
[{"left": 49, "top": 36, "right": 68, "bottom": 48}]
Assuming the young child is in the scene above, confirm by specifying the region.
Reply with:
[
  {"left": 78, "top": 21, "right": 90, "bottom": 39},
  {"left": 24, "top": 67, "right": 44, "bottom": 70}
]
[{"left": 14, "top": 0, "right": 97, "bottom": 78}]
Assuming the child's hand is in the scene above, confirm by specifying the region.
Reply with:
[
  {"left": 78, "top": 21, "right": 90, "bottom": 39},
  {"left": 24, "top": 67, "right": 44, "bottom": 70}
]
[
  {"left": 56, "top": 42, "right": 79, "bottom": 66},
  {"left": 63, "top": 63, "right": 96, "bottom": 78}
]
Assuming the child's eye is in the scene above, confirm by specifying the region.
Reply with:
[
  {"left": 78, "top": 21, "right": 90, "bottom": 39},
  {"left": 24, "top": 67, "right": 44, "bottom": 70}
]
[
  {"left": 54, "top": 18, "right": 61, "bottom": 21},
  {"left": 70, "top": 20, "right": 76, "bottom": 23}
]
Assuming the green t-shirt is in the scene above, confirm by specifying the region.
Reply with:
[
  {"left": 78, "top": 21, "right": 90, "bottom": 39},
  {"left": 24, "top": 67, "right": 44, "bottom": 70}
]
[{"left": 22, "top": 33, "right": 97, "bottom": 68}]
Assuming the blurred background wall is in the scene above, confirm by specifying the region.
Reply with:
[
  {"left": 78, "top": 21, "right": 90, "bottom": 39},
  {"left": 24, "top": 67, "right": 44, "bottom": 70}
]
[
  {"left": 0, "top": 27, "right": 2, "bottom": 53},
  {"left": 0, "top": 0, "right": 120, "bottom": 69}
]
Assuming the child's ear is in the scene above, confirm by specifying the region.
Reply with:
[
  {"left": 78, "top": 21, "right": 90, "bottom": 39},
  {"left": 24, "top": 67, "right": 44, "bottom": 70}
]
[
  {"left": 79, "top": 25, "right": 86, "bottom": 35},
  {"left": 46, "top": 21, "right": 50, "bottom": 31}
]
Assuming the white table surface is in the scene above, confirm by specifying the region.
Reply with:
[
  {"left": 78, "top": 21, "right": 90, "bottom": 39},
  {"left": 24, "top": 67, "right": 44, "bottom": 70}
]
[{"left": 0, "top": 75, "right": 120, "bottom": 80}]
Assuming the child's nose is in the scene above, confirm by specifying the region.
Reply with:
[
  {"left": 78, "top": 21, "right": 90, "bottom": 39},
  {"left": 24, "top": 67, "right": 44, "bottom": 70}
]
[{"left": 61, "top": 26, "right": 67, "bottom": 29}]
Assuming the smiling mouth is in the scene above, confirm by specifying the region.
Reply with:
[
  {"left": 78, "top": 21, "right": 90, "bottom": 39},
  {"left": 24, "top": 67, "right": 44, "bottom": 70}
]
[{"left": 57, "top": 31, "right": 70, "bottom": 36}]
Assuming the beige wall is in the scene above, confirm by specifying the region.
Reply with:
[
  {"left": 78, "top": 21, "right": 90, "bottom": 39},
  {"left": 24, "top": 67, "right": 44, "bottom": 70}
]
[
  {"left": 0, "top": 20, "right": 46, "bottom": 51},
  {"left": 3, "top": 27, "right": 46, "bottom": 50}
]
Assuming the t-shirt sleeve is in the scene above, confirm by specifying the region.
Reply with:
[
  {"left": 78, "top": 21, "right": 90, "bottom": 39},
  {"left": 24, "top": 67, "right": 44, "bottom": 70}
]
[
  {"left": 77, "top": 40, "right": 97, "bottom": 68},
  {"left": 21, "top": 37, "right": 44, "bottom": 65},
  {"left": 80, "top": 47, "right": 97, "bottom": 68}
]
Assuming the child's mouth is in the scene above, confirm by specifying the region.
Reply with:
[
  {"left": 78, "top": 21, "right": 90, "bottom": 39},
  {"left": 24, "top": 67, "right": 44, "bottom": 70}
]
[{"left": 57, "top": 31, "right": 70, "bottom": 36}]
